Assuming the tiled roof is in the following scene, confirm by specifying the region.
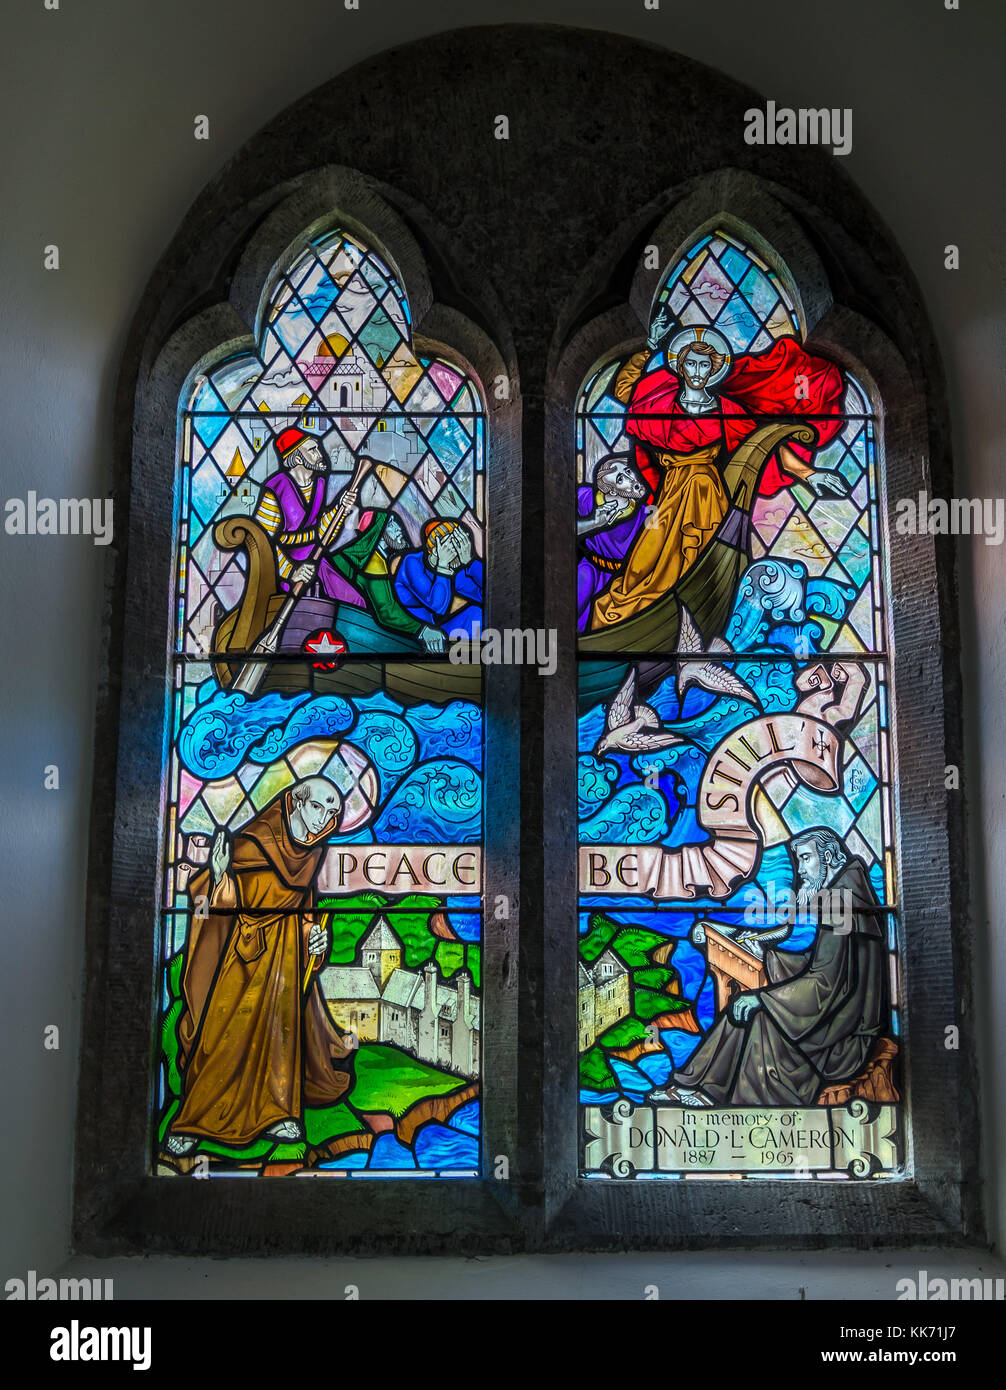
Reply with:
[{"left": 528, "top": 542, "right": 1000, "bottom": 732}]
[
  {"left": 319, "top": 966, "right": 381, "bottom": 1001},
  {"left": 361, "top": 916, "right": 402, "bottom": 953}
]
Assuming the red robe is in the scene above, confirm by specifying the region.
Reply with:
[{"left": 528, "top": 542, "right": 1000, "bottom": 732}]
[{"left": 624, "top": 336, "right": 845, "bottom": 499}]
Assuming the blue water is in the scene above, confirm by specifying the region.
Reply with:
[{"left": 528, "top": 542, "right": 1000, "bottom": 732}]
[
  {"left": 449, "top": 1101, "right": 480, "bottom": 1136},
  {"left": 367, "top": 1133, "right": 416, "bottom": 1169},
  {"left": 415, "top": 1122, "right": 479, "bottom": 1170},
  {"left": 637, "top": 1052, "right": 672, "bottom": 1086},
  {"left": 319, "top": 1150, "right": 368, "bottom": 1170},
  {"left": 608, "top": 1057, "right": 651, "bottom": 1101}
]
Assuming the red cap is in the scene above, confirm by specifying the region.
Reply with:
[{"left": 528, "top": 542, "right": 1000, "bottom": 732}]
[{"left": 275, "top": 426, "right": 309, "bottom": 458}]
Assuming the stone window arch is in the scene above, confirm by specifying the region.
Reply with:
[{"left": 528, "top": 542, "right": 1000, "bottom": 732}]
[
  {"left": 76, "top": 27, "right": 978, "bottom": 1254},
  {"left": 547, "top": 177, "right": 975, "bottom": 1244}
]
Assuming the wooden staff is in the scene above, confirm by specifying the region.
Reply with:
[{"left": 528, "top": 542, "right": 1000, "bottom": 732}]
[
  {"left": 232, "top": 453, "right": 375, "bottom": 695},
  {"left": 302, "top": 910, "right": 334, "bottom": 994}
]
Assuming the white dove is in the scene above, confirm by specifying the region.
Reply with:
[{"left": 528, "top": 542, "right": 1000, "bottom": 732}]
[
  {"left": 677, "top": 604, "right": 758, "bottom": 704},
  {"left": 594, "top": 667, "right": 684, "bottom": 757}
]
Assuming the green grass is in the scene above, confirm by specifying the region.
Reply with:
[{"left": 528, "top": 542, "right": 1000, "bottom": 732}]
[
  {"left": 605, "top": 925, "right": 668, "bottom": 967},
  {"left": 328, "top": 913, "right": 378, "bottom": 964},
  {"left": 579, "top": 1044, "right": 617, "bottom": 1093},
  {"left": 348, "top": 1043, "right": 467, "bottom": 1118},
  {"left": 435, "top": 941, "right": 465, "bottom": 977},
  {"left": 634, "top": 987, "right": 692, "bottom": 1022},
  {"left": 431, "top": 940, "right": 481, "bottom": 987},
  {"left": 578, "top": 913, "right": 621, "bottom": 964},
  {"left": 579, "top": 913, "right": 669, "bottom": 968},
  {"left": 304, "top": 1101, "right": 366, "bottom": 1147},
  {"left": 597, "top": 1017, "right": 649, "bottom": 1049},
  {"left": 633, "top": 966, "right": 676, "bottom": 992},
  {"left": 161, "top": 953, "right": 185, "bottom": 1098}
]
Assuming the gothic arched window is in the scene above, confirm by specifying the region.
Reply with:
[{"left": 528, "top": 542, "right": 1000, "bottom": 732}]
[
  {"left": 576, "top": 228, "right": 903, "bottom": 1180},
  {"left": 158, "top": 228, "right": 488, "bottom": 1177},
  {"left": 76, "top": 27, "right": 975, "bottom": 1257}
]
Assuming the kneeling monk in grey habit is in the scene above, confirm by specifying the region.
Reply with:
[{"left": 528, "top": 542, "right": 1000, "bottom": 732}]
[
  {"left": 663, "top": 829, "right": 890, "bottom": 1109},
  {"left": 166, "top": 777, "right": 356, "bottom": 1154}
]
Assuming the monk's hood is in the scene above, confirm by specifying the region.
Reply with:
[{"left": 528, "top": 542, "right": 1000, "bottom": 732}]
[{"left": 239, "top": 794, "right": 332, "bottom": 889}]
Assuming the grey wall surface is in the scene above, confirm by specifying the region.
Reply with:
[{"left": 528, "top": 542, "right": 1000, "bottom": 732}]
[{"left": 2, "top": 0, "right": 1003, "bottom": 1294}]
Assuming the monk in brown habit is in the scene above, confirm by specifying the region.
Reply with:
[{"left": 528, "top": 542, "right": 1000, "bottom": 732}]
[
  {"left": 654, "top": 829, "right": 890, "bottom": 1109},
  {"left": 165, "top": 777, "right": 355, "bottom": 1154}
]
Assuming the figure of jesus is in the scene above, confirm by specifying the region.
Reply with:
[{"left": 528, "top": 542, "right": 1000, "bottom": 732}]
[{"left": 589, "top": 309, "right": 850, "bottom": 631}]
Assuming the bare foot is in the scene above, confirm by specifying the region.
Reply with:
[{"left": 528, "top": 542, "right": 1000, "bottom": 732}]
[
  {"left": 265, "top": 1119, "right": 305, "bottom": 1141},
  {"left": 165, "top": 1134, "right": 198, "bottom": 1155},
  {"left": 650, "top": 1085, "right": 714, "bottom": 1108}
]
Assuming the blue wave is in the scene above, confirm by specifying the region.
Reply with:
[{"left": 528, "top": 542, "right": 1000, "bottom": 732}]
[
  {"left": 374, "top": 759, "right": 482, "bottom": 842},
  {"left": 408, "top": 700, "right": 482, "bottom": 764}
]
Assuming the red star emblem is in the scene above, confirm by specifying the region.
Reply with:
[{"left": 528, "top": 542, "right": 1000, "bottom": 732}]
[{"left": 304, "top": 630, "right": 347, "bottom": 670}]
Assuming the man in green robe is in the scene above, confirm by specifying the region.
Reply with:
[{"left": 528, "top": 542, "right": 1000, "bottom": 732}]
[{"left": 330, "top": 511, "right": 446, "bottom": 653}]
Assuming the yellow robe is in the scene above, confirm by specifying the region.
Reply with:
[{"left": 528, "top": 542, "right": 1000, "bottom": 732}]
[{"left": 590, "top": 353, "right": 728, "bottom": 629}]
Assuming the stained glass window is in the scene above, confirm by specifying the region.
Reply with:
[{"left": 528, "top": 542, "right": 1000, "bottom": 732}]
[
  {"left": 156, "top": 229, "right": 486, "bottom": 1177},
  {"left": 577, "top": 229, "right": 903, "bottom": 1180}
]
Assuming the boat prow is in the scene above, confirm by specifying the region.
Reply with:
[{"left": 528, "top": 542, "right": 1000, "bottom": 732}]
[{"left": 578, "top": 421, "right": 817, "bottom": 712}]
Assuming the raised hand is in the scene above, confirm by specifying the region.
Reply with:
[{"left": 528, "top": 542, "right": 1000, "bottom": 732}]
[
  {"left": 648, "top": 304, "right": 674, "bottom": 350},
  {"left": 806, "top": 469, "right": 850, "bottom": 498},
  {"left": 454, "top": 527, "right": 473, "bottom": 567},
  {"left": 210, "top": 828, "right": 231, "bottom": 886}
]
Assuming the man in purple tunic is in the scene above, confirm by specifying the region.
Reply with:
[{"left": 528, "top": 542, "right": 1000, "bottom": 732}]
[
  {"left": 576, "top": 454, "right": 648, "bottom": 632},
  {"left": 252, "top": 427, "right": 365, "bottom": 608}
]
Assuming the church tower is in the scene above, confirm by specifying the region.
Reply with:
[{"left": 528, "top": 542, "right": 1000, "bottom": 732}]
[{"left": 360, "top": 917, "right": 403, "bottom": 991}]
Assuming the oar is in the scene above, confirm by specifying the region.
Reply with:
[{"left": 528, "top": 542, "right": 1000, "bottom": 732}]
[{"left": 232, "top": 453, "right": 375, "bottom": 695}]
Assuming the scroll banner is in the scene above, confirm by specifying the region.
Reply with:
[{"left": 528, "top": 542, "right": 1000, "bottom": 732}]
[
  {"left": 318, "top": 845, "right": 481, "bottom": 896},
  {"left": 580, "top": 662, "right": 867, "bottom": 901},
  {"left": 583, "top": 1098, "right": 900, "bottom": 1177}
]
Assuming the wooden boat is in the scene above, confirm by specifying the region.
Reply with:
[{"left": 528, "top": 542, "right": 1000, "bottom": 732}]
[
  {"left": 209, "top": 516, "right": 482, "bottom": 707},
  {"left": 208, "top": 418, "right": 815, "bottom": 713},
  {"left": 578, "top": 420, "right": 818, "bottom": 712}
]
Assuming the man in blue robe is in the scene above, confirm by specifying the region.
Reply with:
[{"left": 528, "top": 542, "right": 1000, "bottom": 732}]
[{"left": 394, "top": 519, "right": 483, "bottom": 639}]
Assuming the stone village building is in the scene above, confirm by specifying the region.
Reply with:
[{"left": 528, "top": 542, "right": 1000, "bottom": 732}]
[
  {"left": 321, "top": 918, "right": 480, "bottom": 1079},
  {"left": 577, "top": 948, "right": 630, "bottom": 1051}
]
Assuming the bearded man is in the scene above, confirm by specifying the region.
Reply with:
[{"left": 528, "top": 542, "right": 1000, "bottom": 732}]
[
  {"left": 252, "top": 427, "right": 366, "bottom": 608},
  {"left": 165, "top": 776, "right": 355, "bottom": 1154},
  {"left": 589, "top": 308, "right": 850, "bottom": 631},
  {"left": 576, "top": 453, "right": 648, "bottom": 632},
  {"left": 654, "top": 829, "right": 890, "bottom": 1108}
]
